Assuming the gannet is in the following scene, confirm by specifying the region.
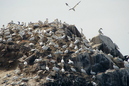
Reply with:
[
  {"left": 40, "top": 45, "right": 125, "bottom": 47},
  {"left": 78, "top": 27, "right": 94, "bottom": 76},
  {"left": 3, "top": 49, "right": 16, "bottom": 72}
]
[
  {"left": 124, "top": 61, "right": 129, "bottom": 68},
  {"left": 39, "top": 42, "right": 43, "bottom": 46},
  {"left": 48, "top": 54, "right": 52, "bottom": 58},
  {"left": 29, "top": 43, "right": 34, "bottom": 46},
  {"left": 90, "top": 69, "right": 96, "bottom": 75},
  {"left": 46, "top": 76, "right": 54, "bottom": 81},
  {"left": 7, "top": 37, "right": 12, "bottom": 42},
  {"left": 113, "top": 63, "right": 119, "bottom": 70},
  {"left": 61, "top": 65, "right": 65, "bottom": 72},
  {"left": 42, "top": 44, "right": 49, "bottom": 50},
  {"left": 61, "top": 67, "right": 65, "bottom": 72},
  {"left": 52, "top": 64, "right": 59, "bottom": 72},
  {"left": 98, "top": 28, "right": 103, "bottom": 35},
  {"left": 65, "top": 1, "right": 81, "bottom": 11},
  {"left": 46, "top": 65, "right": 49, "bottom": 71},
  {"left": 62, "top": 45, "right": 67, "bottom": 48},
  {"left": 67, "top": 36, "right": 71, "bottom": 41},
  {"left": 74, "top": 45, "right": 78, "bottom": 50},
  {"left": 44, "top": 18, "right": 48, "bottom": 25},
  {"left": 91, "top": 81, "right": 97, "bottom": 86},
  {"left": 71, "top": 67, "right": 76, "bottom": 72},
  {"left": 64, "top": 49, "right": 69, "bottom": 54},
  {"left": 81, "top": 67, "right": 87, "bottom": 74},
  {"left": 61, "top": 57, "right": 65, "bottom": 63},
  {"left": 24, "top": 61, "right": 28, "bottom": 66},
  {"left": 34, "top": 57, "right": 42, "bottom": 63},
  {"left": 69, "top": 42, "right": 73, "bottom": 48},
  {"left": 68, "top": 59, "right": 74, "bottom": 64}
]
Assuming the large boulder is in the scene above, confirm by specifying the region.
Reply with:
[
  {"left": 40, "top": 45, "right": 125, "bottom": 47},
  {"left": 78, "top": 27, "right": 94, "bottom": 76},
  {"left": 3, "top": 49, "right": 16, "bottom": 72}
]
[{"left": 90, "top": 34, "right": 123, "bottom": 59}]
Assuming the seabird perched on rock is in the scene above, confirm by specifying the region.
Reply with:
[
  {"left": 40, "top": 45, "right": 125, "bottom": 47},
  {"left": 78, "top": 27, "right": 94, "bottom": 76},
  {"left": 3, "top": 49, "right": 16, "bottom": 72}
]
[
  {"left": 113, "top": 63, "right": 119, "bottom": 70},
  {"left": 91, "top": 81, "right": 97, "bottom": 86},
  {"left": 71, "top": 66, "right": 76, "bottom": 72},
  {"left": 46, "top": 64, "right": 49, "bottom": 71},
  {"left": 46, "top": 76, "right": 54, "bottom": 82},
  {"left": 65, "top": 1, "right": 81, "bottom": 11},
  {"left": 124, "top": 61, "right": 129, "bottom": 68},
  {"left": 98, "top": 28, "right": 103, "bottom": 35},
  {"left": 52, "top": 64, "right": 59, "bottom": 72},
  {"left": 61, "top": 64, "right": 65, "bottom": 72},
  {"left": 81, "top": 67, "right": 87, "bottom": 74},
  {"left": 44, "top": 18, "right": 48, "bottom": 25},
  {"left": 61, "top": 56, "right": 65, "bottom": 63},
  {"left": 90, "top": 69, "right": 96, "bottom": 75},
  {"left": 68, "top": 59, "right": 74, "bottom": 64}
]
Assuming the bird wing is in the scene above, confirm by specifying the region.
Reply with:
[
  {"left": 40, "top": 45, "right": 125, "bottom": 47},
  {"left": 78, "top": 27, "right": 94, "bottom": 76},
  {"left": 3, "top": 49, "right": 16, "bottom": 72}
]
[
  {"left": 65, "top": 3, "right": 71, "bottom": 8},
  {"left": 73, "top": 1, "right": 81, "bottom": 9}
]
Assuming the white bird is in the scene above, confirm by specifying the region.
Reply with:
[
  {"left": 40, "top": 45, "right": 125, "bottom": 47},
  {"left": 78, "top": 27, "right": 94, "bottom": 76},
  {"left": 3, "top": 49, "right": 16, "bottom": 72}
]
[
  {"left": 62, "top": 45, "right": 67, "bottom": 48},
  {"left": 108, "top": 53, "right": 113, "bottom": 58},
  {"left": 39, "top": 42, "right": 43, "bottom": 46},
  {"left": 0, "top": 37, "right": 2, "bottom": 42},
  {"left": 67, "top": 36, "right": 71, "bottom": 41},
  {"left": 44, "top": 18, "right": 48, "bottom": 25},
  {"left": 74, "top": 45, "right": 78, "bottom": 50},
  {"left": 81, "top": 67, "right": 86, "bottom": 74},
  {"left": 52, "top": 64, "right": 59, "bottom": 72},
  {"left": 61, "top": 68, "right": 65, "bottom": 72},
  {"left": 75, "top": 50, "right": 80, "bottom": 54},
  {"left": 71, "top": 67, "right": 76, "bottom": 72},
  {"left": 61, "top": 65, "right": 65, "bottom": 72},
  {"left": 42, "top": 45, "right": 49, "bottom": 50},
  {"left": 98, "top": 28, "right": 103, "bottom": 35},
  {"left": 48, "top": 54, "right": 52, "bottom": 58},
  {"left": 74, "top": 39, "right": 80, "bottom": 44},
  {"left": 34, "top": 57, "right": 42, "bottom": 63},
  {"left": 7, "top": 37, "right": 12, "bottom": 42},
  {"left": 124, "top": 61, "right": 129, "bottom": 68},
  {"left": 113, "top": 64, "right": 119, "bottom": 70},
  {"left": 54, "top": 44, "right": 59, "bottom": 48},
  {"left": 127, "top": 59, "right": 129, "bottom": 63},
  {"left": 64, "top": 49, "right": 69, "bottom": 54},
  {"left": 29, "top": 43, "right": 34, "bottom": 46},
  {"left": 24, "top": 61, "right": 28, "bottom": 66},
  {"left": 46, "top": 65, "right": 49, "bottom": 71},
  {"left": 91, "top": 81, "right": 97, "bottom": 86},
  {"left": 66, "top": 1, "right": 81, "bottom": 11},
  {"left": 46, "top": 76, "right": 54, "bottom": 81},
  {"left": 29, "top": 36, "right": 35, "bottom": 41},
  {"left": 90, "top": 69, "right": 96, "bottom": 75},
  {"left": 68, "top": 59, "right": 74, "bottom": 64},
  {"left": 50, "top": 60, "right": 56, "bottom": 63},
  {"left": 69, "top": 42, "right": 73, "bottom": 48},
  {"left": 61, "top": 57, "right": 65, "bottom": 63}
]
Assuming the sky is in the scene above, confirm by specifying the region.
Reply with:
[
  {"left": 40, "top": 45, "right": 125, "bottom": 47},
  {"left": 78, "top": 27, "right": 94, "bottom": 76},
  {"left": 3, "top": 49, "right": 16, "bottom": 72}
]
[{"left": 0, "top": 0, "right": 129, "bottom": 55}]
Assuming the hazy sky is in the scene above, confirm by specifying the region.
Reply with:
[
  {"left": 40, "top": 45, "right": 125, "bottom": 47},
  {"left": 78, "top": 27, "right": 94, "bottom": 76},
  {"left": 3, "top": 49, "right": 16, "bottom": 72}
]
[{"left": 0, "top": 0, "right": 129, "bottom": 55}]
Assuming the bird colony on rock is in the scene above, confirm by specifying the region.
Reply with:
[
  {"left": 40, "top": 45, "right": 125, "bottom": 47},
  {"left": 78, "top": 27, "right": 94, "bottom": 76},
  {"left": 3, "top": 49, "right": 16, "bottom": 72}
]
[{"left": 0, "top": 19, "right": 128, "bottom": 86}]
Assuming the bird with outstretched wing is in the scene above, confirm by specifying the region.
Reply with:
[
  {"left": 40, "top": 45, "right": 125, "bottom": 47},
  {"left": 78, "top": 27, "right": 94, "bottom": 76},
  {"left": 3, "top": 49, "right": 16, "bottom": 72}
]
[{"left": 65, "top": 1, "right": 81, "bottom": 11}]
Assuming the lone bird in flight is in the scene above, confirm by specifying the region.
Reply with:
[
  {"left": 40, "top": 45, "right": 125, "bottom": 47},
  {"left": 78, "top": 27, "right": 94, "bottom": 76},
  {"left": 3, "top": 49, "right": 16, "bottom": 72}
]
[{"left": 65, "top": 1, "right": 81, "bottom": 11}]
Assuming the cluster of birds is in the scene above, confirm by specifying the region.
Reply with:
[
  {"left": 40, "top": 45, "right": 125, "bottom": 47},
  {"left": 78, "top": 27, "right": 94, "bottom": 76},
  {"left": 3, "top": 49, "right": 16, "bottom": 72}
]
[
  {"left": 0, "top": 19, "right": 100, "bottom": 86},
  {"left": 1, "top": 18, "right": 128, "bottom": 86}
]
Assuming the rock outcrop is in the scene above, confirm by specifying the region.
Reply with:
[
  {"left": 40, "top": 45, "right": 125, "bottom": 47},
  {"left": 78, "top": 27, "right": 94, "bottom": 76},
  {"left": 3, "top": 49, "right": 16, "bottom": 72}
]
[{"left": 0, "top": 19, "right": 128, "bottom": 86}]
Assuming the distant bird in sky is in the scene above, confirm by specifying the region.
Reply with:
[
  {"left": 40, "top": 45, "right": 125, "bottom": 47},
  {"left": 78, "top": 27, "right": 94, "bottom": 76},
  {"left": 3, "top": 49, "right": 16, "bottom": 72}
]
[{"left": 65, "top": 1, "right": 81, "bottom": 11}]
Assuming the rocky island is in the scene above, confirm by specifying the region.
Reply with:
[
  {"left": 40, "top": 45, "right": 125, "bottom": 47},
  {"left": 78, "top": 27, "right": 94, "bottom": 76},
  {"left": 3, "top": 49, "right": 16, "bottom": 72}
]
[{"left": 0, "top": 19, "right": 128, "bottom": 86}]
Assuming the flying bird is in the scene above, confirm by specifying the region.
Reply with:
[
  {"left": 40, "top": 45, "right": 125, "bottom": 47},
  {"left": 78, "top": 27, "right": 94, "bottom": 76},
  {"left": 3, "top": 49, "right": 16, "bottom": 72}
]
[{"left": 65, "top": 1, "right": 81, "bottom": 11}]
